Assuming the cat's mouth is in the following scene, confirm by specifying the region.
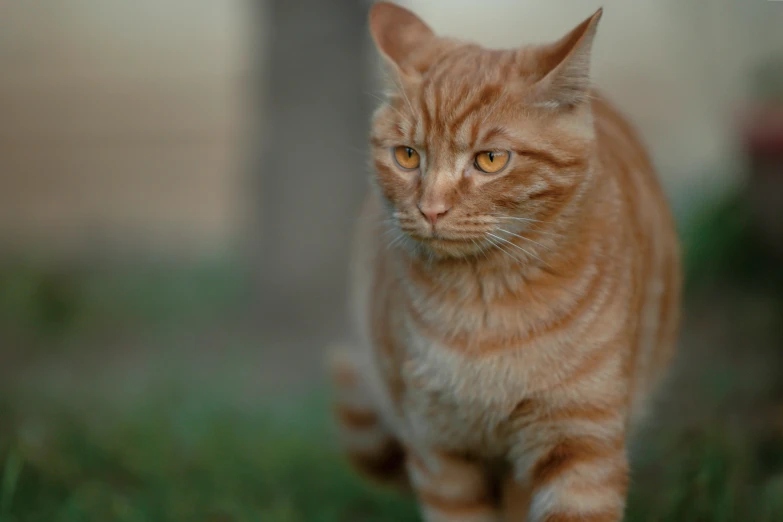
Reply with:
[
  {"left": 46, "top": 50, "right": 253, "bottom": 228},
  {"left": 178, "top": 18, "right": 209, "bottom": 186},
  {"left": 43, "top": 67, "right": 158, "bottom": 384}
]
[
  {"left": 404, "top": 230, "right": 491, "bottom": 257},
  {"left": 407, "top": 230, "right": 475, "bottom": 243},
  {"left": 408, "top": 232, "right": 472, "bottom": 243}
]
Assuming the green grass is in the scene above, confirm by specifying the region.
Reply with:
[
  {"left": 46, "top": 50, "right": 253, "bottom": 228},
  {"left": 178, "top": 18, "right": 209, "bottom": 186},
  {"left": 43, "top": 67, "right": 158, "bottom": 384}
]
[
  {"left": 0, "top": 398, "right": 420, "bottom": 522},
  {"left": 681, "top": 191, "right": 783, "bottom": 295},
  {"left": 0, "top": 394, "right": 782, "bottom": 522},
  {"left": 0, "top": 259, "right": 246, "bottom": 340}
]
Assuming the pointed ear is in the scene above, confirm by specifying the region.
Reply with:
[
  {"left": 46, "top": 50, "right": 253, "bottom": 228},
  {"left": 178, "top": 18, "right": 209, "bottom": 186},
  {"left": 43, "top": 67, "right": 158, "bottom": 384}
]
[
  {"left": 369, "top": 2, "right": 436, "bottom": 76},
  {"left": 530, "top": 8, "right": 603, "bottom": 108}
]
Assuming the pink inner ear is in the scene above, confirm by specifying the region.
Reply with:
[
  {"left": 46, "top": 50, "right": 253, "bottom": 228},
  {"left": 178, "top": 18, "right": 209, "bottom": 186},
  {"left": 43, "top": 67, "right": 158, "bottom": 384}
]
[
  {"left": 530, "top": 8, "right": 603, "bottom": 107},
  {"left": 369, "top": 2, "right": 436, "bottom": 74},
  {"left": 541, "top": 14, "right": 596, "bottom": 74}
]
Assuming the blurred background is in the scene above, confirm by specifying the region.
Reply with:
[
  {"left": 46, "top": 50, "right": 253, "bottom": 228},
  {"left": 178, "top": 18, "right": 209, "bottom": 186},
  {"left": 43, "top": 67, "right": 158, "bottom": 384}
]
[{"left": 0, "top": 1, "right": 782, "bottom": 520}]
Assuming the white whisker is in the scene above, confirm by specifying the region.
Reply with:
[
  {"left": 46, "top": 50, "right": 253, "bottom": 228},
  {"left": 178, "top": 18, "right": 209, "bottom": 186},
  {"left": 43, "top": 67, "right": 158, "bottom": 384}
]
[
  {"left": 485, "top": 235, "right": 522, "bottom": 266},
  {"left": 471, "top": 238, "right": 490, "bottom": 261},
  {"left": 386, "top": 232, "right": 407, "bottom": 250},
  {"left": 366, "top": 91, "right": 413, "bottom": 127},
  {"left": 494, "top": 216, "right": 563, "bottom": 238},
  {"left": 381, "top": 226, "right": 399, "bottom": 238},
  {"left": 376, "top": 118, "right": 405, "bottom": 130},
  {"left": 486, "top": 232, "right": 549, "bottom": 267},
  {"left": 495, "top": 215, "right": 547, "bottom": 224},
  {"left": 391, "top": 69, "right": 417, "bottom": 123},
  {"left": 496, "top": 228, "right": 552, "bottom": 252}
]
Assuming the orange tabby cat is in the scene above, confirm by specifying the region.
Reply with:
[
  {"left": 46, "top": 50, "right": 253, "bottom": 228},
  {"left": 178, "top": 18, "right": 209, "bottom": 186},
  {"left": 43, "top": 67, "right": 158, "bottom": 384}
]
[{"left": 330, "top": 3, "right": 681, "bottom": 521}]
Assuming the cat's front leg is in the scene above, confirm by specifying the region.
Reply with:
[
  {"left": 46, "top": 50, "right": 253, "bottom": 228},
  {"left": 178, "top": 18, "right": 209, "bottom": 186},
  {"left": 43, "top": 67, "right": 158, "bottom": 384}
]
[
  {"left": 407, "top": 448, "right": 499, "bottom": 522},
  {"left": 510, "top": 428, "right": 629, "bottom": 522}
]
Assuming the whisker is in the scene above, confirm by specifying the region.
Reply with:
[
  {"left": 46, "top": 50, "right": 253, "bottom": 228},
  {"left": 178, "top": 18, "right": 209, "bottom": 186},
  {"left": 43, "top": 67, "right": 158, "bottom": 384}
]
[
  {"left": 366, "top": 91, "right": 389, "bottom": 105},
  {"left": 381, "top": 226, "right": 399, "bottom": 238},
  {"left": 485, "top": 235, "right": 522, "bottom": 266},
  {"left": 495, "top": 215, "right": 548, "bottom": 224},
  {"left": 493, "top": 216, "right": 563, "bottom": 239},
  {"left": 375, "top": 118, "right": 405, "bottom": 130},
  {"left": 386, "top": 233, "right": 407, "bottom": 250},
  {"left": 487, "top": 232, "right": 532, "bottom": 257},
  {"left": 366, "top": 91, "right": 413, "bottom": 127},
  {"left": 496, "top": 228, "right": 552, "bottom": 252},
  {"left": 486, "top": 232, "right": 549, "bottom": 267},
  {"left": 354, "top": 215, "right": 396, "bottom": 228},
  {"left": 471, "top": 238, "right": 490, "bottom": 261},
  {"left": 391, "top": 69, "right": 417, "bottom": 123}
]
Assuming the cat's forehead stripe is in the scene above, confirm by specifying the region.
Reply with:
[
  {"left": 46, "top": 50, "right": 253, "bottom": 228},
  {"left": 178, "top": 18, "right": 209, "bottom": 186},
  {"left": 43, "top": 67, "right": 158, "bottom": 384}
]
[{"left": 413, "top": 56, "right": 510, "bottom": 150}]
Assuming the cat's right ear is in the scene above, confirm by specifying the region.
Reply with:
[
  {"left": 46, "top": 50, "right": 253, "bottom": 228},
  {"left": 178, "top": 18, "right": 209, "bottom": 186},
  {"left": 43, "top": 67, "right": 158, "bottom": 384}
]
[
  {"left": 528, "top": 8, "right": 603, "bottom": 108},
  {"left": 369, "top": 2, "right": 436, "bottom": 77}
]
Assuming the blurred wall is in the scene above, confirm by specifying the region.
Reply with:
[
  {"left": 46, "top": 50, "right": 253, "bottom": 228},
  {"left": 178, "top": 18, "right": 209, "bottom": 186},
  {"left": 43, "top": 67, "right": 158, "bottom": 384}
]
[{"left": 0, "top": 1, "right": 254, "bottom": 259}]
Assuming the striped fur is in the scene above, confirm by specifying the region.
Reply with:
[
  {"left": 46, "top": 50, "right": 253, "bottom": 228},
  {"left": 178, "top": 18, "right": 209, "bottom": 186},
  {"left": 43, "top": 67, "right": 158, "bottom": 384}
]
[{"left": 330, "top": 4, "right": 681, "bottom": 521}]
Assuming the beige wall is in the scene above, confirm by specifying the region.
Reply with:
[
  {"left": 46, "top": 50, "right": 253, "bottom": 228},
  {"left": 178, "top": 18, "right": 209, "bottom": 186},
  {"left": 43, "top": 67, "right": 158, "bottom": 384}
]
[{"left": 0, "top": 1, "right": 255, "bottom": 257}]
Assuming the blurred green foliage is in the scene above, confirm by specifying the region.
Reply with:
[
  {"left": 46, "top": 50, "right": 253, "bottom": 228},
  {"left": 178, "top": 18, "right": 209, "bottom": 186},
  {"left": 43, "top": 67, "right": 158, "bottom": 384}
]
[
  {"left": 0, "top": 261, "right": 246, "bottom": 339},
  {"left": 683, "top": 192, "right": 783, "bottom": 297}
]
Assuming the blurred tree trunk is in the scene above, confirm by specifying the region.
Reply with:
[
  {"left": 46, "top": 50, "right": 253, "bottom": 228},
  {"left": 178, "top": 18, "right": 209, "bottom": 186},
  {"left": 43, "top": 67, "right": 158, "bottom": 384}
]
[{"left": 251, "top": 0, "right": 372, "bottom": 336}]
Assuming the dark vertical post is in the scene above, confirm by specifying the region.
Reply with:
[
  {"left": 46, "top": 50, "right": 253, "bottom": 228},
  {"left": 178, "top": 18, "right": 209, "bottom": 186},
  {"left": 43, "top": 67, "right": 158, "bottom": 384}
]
[{"left": 251, "top": 0, "right": 373, "bottom": 338}]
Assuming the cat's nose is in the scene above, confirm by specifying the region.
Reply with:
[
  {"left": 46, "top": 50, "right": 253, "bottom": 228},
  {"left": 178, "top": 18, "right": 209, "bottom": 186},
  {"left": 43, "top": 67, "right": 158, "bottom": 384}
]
[{"left": 418, "top": 202, "right": 451, "bottom": 226}]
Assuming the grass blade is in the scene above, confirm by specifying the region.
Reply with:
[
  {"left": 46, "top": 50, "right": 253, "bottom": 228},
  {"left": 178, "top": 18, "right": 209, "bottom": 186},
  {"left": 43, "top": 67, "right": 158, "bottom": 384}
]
[{"left": 0, "top": 449, "right": 23, "bottom": 515}]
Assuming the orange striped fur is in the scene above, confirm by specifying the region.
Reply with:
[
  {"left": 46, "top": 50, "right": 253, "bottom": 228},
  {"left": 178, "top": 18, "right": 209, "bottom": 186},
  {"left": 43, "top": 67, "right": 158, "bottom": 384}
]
[{"left": 330, "top": 3, "right": 681, "bottom": 521}]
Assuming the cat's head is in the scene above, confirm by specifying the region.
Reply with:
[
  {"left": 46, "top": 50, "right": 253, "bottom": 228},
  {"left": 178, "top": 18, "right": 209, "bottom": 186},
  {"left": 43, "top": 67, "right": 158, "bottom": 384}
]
[{"left": 369, "top": 2, "right": 602, "bottom": 259}]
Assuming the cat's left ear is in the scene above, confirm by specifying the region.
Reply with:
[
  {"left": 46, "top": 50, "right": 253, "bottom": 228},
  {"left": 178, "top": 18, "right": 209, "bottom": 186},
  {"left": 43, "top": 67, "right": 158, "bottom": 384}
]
[
  {"left": 369, "top": 2, "right": 436, "bottom": 77},
  {"left": 530, "top": 8, "right": 603, "bottom": 108}
]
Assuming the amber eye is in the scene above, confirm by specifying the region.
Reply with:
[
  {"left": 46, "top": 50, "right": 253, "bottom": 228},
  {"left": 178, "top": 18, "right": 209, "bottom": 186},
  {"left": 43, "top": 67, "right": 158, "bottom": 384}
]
[
  {"left": 474, "top": 151, "right": 510, "bottom": 174},
  {"left": 393, "top": 146, "right": 420, "bottom": 170}
]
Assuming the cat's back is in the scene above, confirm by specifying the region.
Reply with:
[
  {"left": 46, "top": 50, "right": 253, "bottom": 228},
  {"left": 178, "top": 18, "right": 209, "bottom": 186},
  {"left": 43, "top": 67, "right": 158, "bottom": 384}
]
[
  {"left": 591, "top": 92, "right": 682, "bottom": 414},
  {"left": 591, "top": 93, "right": 666, "bottom": 211}
]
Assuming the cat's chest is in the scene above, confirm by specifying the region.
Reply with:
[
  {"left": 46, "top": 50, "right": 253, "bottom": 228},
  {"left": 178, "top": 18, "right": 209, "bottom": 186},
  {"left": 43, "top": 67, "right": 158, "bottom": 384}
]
[
  {"left": 404, "top": 390, "right": 511, "bottom": 455},
  {"left": 399, "top": 332, "right": 529, "bottom": 454},
  {"left": 385, "top": 266, "right": 575, "bottom": 453}
]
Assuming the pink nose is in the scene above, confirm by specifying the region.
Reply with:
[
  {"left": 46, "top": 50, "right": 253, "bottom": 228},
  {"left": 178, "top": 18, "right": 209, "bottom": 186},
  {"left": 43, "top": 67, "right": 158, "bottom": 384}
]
[{"left": 418, "top": 202, "right": 451, "bottom": 226}]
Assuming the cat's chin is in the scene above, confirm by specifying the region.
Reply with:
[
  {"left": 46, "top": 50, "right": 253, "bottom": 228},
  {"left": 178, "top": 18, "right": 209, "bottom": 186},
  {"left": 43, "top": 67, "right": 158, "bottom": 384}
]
[{"left": 411, "top": 236, "right": 487, "bottom": 260}]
